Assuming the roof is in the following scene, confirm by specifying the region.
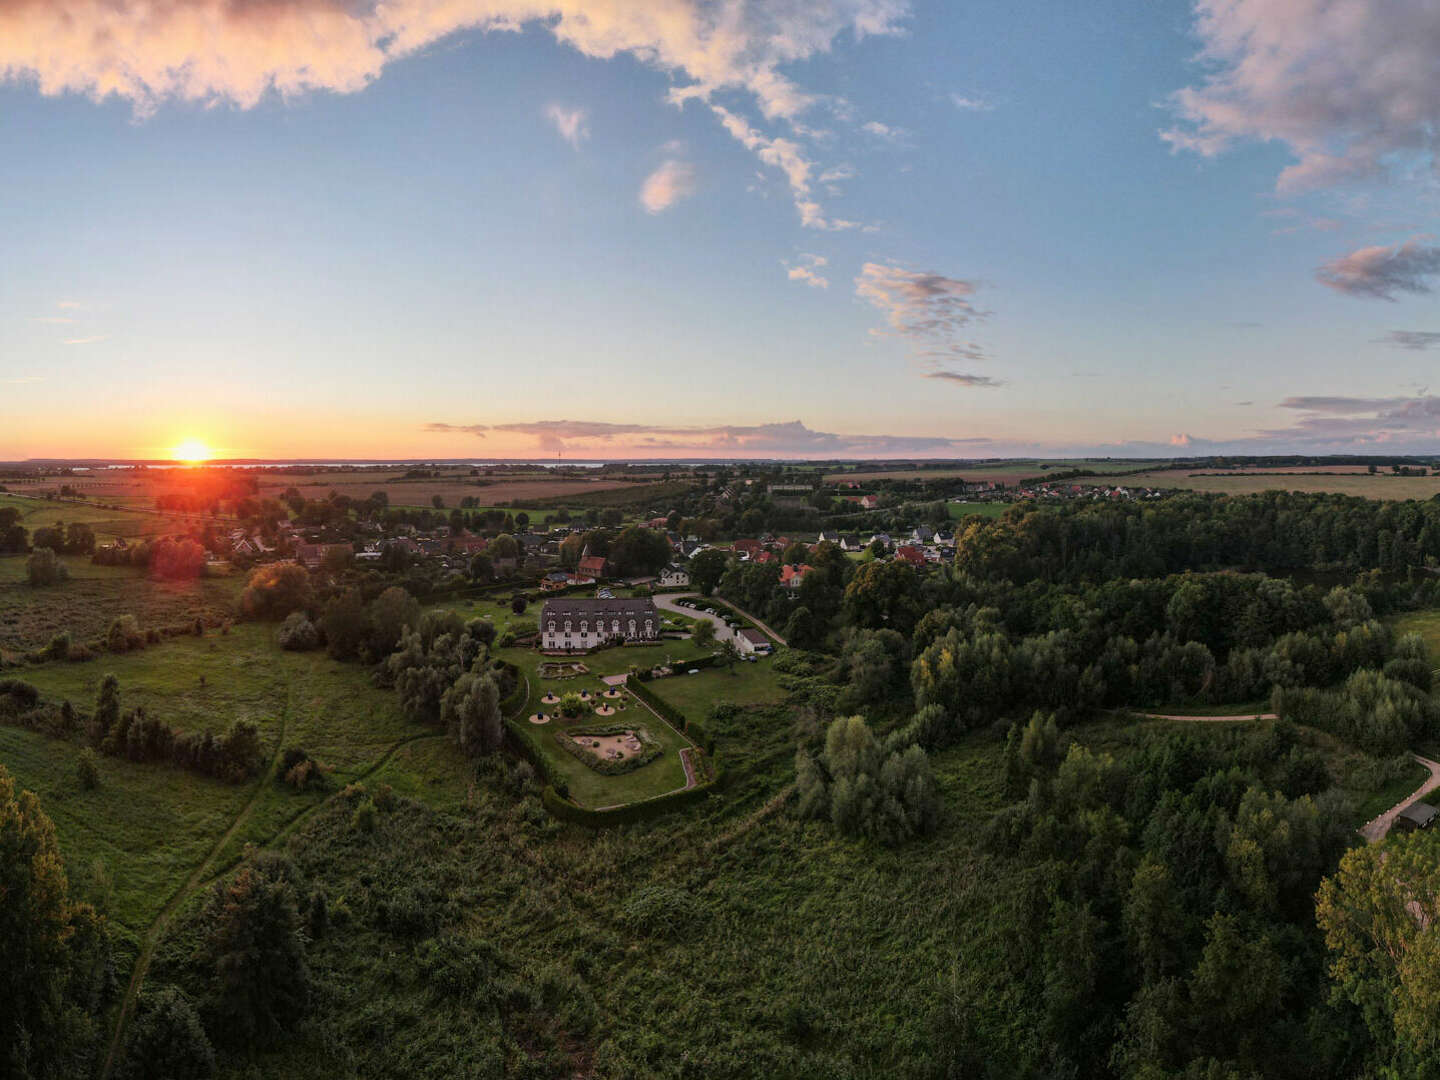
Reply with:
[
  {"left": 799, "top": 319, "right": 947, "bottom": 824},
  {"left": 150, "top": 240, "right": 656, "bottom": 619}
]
[
  {"left": 578, "top": 555, "right": 607, "bottom": 575},
  {"left": 541, "top": 597, "right": 658, "bottom": 620},
  {"left": 1398, "top": 802, "right": 1438, "bottom": 828},
  {"left": 739, "top": 628, "right": 770, "bottom": 644}
]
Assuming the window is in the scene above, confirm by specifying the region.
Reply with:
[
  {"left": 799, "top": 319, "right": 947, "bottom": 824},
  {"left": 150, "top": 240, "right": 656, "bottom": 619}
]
[
  {"left": 628, "top": 619, "right": 636, "bottom": 635},
  {"left": 579, "top": 621, "right": 588, "bottom": 633},
  {"left": 548, "top": 621, "right": 556, "bottom": 632},
  {"left": 564, "top": 620, "right": 572, "bottom": 632}
]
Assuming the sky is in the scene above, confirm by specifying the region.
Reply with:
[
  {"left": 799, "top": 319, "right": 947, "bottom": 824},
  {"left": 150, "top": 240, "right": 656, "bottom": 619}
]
[{"left": 3, "top": 0, "right": 1440, "bottom": 461}]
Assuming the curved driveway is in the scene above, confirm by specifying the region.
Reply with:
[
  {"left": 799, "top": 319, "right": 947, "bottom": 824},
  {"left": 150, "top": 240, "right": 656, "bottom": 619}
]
[{"left": 652, "top": 593, "right": 787, "bottom": 646}]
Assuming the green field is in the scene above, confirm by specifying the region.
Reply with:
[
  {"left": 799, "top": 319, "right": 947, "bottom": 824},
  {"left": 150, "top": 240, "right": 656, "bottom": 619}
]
[
  {"left": 645, "top": 657, "right": 788, "bottom": 714},
  {"left": 0, "top": 492, "right": 181, "bottom": 542},
  {"left": 1392, "top": 608, "right": 1440, "bottom": 661},
  {"left": 1112, "top": 468, "right": 1440, "bottom": 500}
]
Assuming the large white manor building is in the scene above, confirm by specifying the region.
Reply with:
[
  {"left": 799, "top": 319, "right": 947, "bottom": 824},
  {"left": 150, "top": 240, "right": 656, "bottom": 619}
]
[{"left": 539, "top": 597, "right": 660, "bottom": 652}]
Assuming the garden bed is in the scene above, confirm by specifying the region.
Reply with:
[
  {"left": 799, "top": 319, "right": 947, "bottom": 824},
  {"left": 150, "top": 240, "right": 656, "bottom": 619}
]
[
  {"left": 555, "top": 724, "right": 662, "bottom": 775},
  {"left": 538, "top": 661, "right": 589, "bottom": 679}
]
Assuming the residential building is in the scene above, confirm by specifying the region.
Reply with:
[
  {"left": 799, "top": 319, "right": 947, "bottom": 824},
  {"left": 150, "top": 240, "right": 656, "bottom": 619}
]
[
  {"left": 780, "top": 563, "right": 812, "bottom": 589},
  {"left": 895, "top": 545, "right": 925, "bottom": 567},
  {"left": 657, "top": 565, "right": 691, "bottom": 587},
  {"left": 539, "top": 597, "right": 659, "bottom": 651},
  {"left": 578, "top": 554, "right": 607, "bottom": 579},
  {"left": 736, "top": 628, "right": 773, "bottom": 656}
]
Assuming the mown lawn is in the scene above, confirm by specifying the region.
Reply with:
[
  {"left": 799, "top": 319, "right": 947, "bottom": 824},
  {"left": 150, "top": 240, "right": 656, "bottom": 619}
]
[{"left": 645, "top": 657, "right": 787, "bottom": 716}]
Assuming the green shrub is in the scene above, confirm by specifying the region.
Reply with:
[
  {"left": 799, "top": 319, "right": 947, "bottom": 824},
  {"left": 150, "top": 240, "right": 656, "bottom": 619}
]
[
  {"left": 77, "top": 748, "right": 100, "bottom": 790},
  {"left": 555, "top": 725, "right": 662, "bottom": 775}
]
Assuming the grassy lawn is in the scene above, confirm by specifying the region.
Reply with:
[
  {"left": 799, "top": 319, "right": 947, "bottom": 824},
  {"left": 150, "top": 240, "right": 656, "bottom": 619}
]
[
  {"left": 0, "top": 553, "right": 244, "bottom": 659},
  {"left": 1392, "top": 608, "right": 1440, "bottom": 664},
  {"left": 0, "top": 725, "right": 252, "bottom": 936},
  {"left": 0, "top": 492, "right": 177, "bottom": 542},
  {"left": 646, "top": 657, "right": 788, "bottom": 715}
]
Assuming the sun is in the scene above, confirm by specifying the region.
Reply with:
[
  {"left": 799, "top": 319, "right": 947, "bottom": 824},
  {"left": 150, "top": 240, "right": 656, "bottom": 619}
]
[{"left": 172, "top": 439, "right": 212, "bottom": 464}]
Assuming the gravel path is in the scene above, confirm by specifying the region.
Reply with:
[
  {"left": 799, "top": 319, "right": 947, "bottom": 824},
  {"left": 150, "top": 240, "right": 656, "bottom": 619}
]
[{"left": 1360, "top": 755, "right": 1440, "bottom": 844}]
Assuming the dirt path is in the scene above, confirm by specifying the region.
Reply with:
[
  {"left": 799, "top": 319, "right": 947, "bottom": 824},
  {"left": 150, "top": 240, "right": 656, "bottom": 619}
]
[
  {"left": 1360, "top": 755, "right": 1440, "bottom": 844},
  {"left": 101, "top": 693, "right": 293, "bottom": 1076}
]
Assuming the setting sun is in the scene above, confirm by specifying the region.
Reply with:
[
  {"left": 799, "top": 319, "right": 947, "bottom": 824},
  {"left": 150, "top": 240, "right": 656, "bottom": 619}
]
[{"left": 171, "top": 439, "right": 211, "bottom": 463}]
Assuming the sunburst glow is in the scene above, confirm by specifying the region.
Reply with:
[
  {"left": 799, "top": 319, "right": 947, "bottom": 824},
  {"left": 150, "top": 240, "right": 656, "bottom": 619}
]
[{"left": 171, "top": 439, "right": 211, "bottom": 463}]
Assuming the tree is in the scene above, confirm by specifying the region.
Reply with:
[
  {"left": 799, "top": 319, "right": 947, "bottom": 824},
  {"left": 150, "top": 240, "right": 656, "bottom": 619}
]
[
  {"left": 90, "top": 674, "right": 120, "bottom": 745},
  {"left": 205, "top": 864, "right": 311, "bottom": 1049},
  {"left": 440, "top": 672, "right": 503, "bottom": 756},
  {"left": 431, "top": 494, "right": 445, "bottom": 509},
  {"left": 691, "top": 619, "right": 716, "bottom": 647},
  {"left": 718, "top": 638, "right": 741, "bottom": 672},
  {"left": 275, "top": 612, "right": 320, "bottom": 651},
  {"left": 117, "top": 986, "right": 215, "bottom": 1080},
  {"left": 367, "top": 586, "right": 420, "bottom": 657},
  {"left": 469, "top": 552, "right": 495, "bottom": 583},
  {"left": 688, "top": 548, "right": 728, "bottom": 596},
  {"left": 1317, "top": 829, "right": 1440, "bottom": 1066},
  {"left": 239, "top": 563, "right": 313, "bottom": 620},
  {"left": 26, "top": 547, "right": 67, "bottom": 587},
  {"left": 0, "top": 765, "right": 109, "bottom": 1077},
  {"left": 76, "top": 749, "right": 100, "bottom": 791},
  {"left": 150, "top": 538, "right": 206, "bottom": 581},
  {"left": 319, "top": 589, "right": 369, "bottom": 660}
]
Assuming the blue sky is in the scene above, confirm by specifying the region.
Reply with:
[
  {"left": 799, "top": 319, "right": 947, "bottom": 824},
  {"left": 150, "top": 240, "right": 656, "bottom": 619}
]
[{"left": 2, "top": 0, "right": 1439, "bottom": 460}]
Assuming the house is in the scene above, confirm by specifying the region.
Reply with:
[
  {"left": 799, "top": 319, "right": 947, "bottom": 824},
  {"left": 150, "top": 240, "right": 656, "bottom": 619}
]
[
  {"left": 912, "top": 525, "right": 935, "bottom": 544},
  {"left": 541, "top": 572, "right": 572, "bottom": 592},
  {"left": 1394, "top": 802, "right": 1438, "bottom": 833},
  {"left": 539, "top": 597, "right": 659, "bottom": 651},
  {"left": 859, "top": 494, "right": 879, "bottom": 510},
  {"left": 869, "top": 533, "right": 892, "bottom": 550},
  {"left": 296, "top": 542, "right": 353, "bottom": 569},
  {"left": 817, "top": 530, "right": 840, "bottom": 545},
  {"left": 446, "top": 534, "right": 488, "bottom": 555},
  {"left": 780, "top": 563, "right": 812, "bottom": 589},
  {"left": 732, "top": 538, "right": 763, "bottom": 559},
  {"left": 895, "top": 545, "right": 926, "bottom": 567},
  {"left": 736, "top": 628, "right": 773, "bottom": 656},
  {"left": 577, "top": 554, "right": 607, "bottom": 579},
  {"left": 658, "top": 565, "right": 691, "bottom": 587},
  {"left": 840, "top": 535, "right": 865, "bottom": 552}
]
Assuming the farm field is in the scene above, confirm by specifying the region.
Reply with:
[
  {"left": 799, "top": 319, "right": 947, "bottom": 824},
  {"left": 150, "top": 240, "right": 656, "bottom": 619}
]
[
  {"left": 1104, "top": 468, "right": 1440, "bottom": 500},
  {"left": 0, "top": 554, "right": 244, "bottom": 660},
  {"left": 824, "top": 459, "right": 1164, "bottom": 485},
  {"left": 0, "top": 492, "right": 187, "bottom": 541}
]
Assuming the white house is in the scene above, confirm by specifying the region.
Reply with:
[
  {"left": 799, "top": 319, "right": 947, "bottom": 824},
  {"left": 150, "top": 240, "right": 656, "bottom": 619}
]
[
  {"left": 658, "top": 565, "right": 691, "bottom": 587},
  {"left": 736, "top": 628, "right": 773, "bottom": 656},
  {"left": 539, "top": 597, "right": 659, "bottom": 652}
]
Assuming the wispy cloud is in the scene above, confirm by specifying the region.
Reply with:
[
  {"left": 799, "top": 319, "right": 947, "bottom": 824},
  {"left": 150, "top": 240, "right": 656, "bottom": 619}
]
[
  {"left": 949, "top": 93, "right": 994, "bottom": 112},
  {"left": 923, "top": 371, "right": 1002, "bottom": 388},
  {"left": 1164, "top": 0, "right": 1440, "bottom": 193},
  {"left": 424, "top": 423, "right": 486, "bottom": 438},
  {"left": 640, "top": 159, "right": 697, "bottom": 214},
  {"left": 544, "top": 104, "right": 589, "bottom": 149},
  {"left": 55, "top": 300, "right": 81, "bottom": 309},
  {"left": 1316, "top": 239, "right": 1440, "bottom": 300},
  {"left": 4, "top": 376, "right": 43, "bottom": 385},
  {"left": 426, "top": 418, "right": 983, "bottom": 456},
  {"left": 32, "top": 316, "right": 76, "bottom": 324},
  {"left": 861, "top": 120, "right": 907, "bottom": 142},
  {"left": 785, "top": 253, "right": 829, "bottom": 289},
  {"left": 61, "top": 335, "right": 106, "bottom": 345},
  {"left": 854, "top": 260, "right": 1000, "bottom": 386},
  {"left": 1376, "top": 330, "right": 1440, "bottom": 350}
]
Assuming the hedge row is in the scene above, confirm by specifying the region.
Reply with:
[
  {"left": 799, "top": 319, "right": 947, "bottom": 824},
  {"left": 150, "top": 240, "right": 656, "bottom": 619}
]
[
  {"left": 554, "top": 724, "right": 662, "bottom": 775},
  {"left": 626, "top": 673, "right": 715, "bottom": 754},
  {"left": 540, "top": 772, "right": 716, "bottom": 827}
]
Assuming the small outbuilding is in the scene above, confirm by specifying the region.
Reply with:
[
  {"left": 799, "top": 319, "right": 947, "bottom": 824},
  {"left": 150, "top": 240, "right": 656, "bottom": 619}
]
[{"left": 1394, "top": 802, "right": 1438, "bottom": 833}]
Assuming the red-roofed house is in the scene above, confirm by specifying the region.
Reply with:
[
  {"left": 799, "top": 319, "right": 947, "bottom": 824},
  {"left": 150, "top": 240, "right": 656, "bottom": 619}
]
[
  {"left": 733, "top": 539, "right": 763, "bottom": 559},
  {"left": 578, "top": 554, "right": 607, "bottom": 579},
  {"left": 780, "top": 563, "right": 813, "bottom": 589},
  {"left": 895, "top": 545, "right": 925, "bottom": 567}
]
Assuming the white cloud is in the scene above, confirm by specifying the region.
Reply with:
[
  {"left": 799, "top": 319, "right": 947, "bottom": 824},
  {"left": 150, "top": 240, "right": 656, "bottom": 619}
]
[
  {"left": 544, "top": 103, "right": 588, "bottom": 148},
  {"left": 861, "top": 119, "right": 906, "bottom": 141},
  {"left": 61, "top": 335, "right": 105, "bottom": 345},
  {"left": 856, "top": 262, "right": 999, "bottom": 385},
  {"left": 785, "top": 253, "right": 829, "bottom": 288},
  {"left": 1164, "top": 0, "right": 1440, "bottom": 193},
  {"left": 640, "top": 159, "right": 697, "bottom": 213},
  {"left": 949, "top": 93, "right": 993, "bottom": 112}
]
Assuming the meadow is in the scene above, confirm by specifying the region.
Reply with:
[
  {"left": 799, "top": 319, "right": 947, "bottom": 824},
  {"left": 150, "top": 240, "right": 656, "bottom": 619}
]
[
  {"left": 824, "top": 459, "right": 1164, "bottom": 485},
  {"left": 946, "top": 501, "right": 1011, "bottom": 521},
  {"left": 0, "top": 492, "right": 184, "bottom": 541},
  {"left": 0, "top": 554, "right": 244, "bottom": 660}
]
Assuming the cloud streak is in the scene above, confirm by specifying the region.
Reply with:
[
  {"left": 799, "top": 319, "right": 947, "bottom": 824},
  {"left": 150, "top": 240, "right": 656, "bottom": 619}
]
[
  {"left": 1316, "top": 240, "right": 1440, "bottom": 300},
  {"left": 1377, "top": 330, "right": 1440, "bottom": 350},
  {"left": 855, "top": 262, "right": 998, "bottom": 385},
  {"left": 1164, "top": 0, "right": 1440, "bottom": 193},
  {"left": 425, "top": 417, "right": 983, "bottom": 456},
  {"left": 785, "top": 253, "right": 829, "bottom": 289}
]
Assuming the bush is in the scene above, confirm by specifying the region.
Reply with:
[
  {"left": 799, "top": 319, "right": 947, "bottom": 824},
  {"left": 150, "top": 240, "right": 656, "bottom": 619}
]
[
  {"left": 26, "top": 547, "right": 67, "bottom": 586},
  {"left": 106, "top": 615, "right": 144, "bottom": 653},
  {"left": 275, "top": 612, "right": 320, "bottom": 651},
  {"left": 352, "top": 798, "right": 378, "bottom": 833},
  {"left": 117, "top": 985, "right": 214, "bottom": 1080},
  {"left": 76, "top": 748, "right": 100, "bottom": 790}
]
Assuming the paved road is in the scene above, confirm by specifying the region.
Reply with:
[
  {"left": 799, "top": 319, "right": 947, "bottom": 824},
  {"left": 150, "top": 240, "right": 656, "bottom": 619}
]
[
  {"left": 1360, "top": 755, "right": 1440, "bottom": 844},
  {"left": 653, "top": 592, "right": 788, "bottom": 646}
]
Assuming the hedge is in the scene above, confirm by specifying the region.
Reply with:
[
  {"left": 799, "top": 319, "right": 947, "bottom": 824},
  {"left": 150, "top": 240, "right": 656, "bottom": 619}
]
[
  {"left": 627, "top": 672, "right": 715, "bottom": 753},
  {"left": 554, "top": 724, "right": 662, "bottom": 775},
  {"left": 541, "top": 772, "right": 717, "bottom": 827}
]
